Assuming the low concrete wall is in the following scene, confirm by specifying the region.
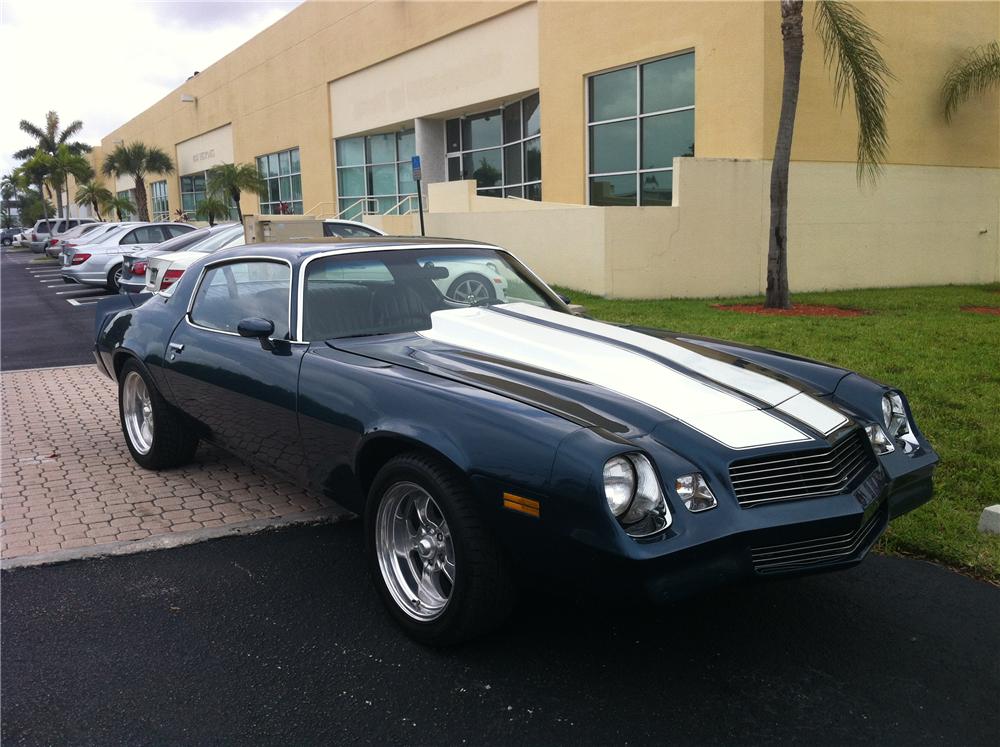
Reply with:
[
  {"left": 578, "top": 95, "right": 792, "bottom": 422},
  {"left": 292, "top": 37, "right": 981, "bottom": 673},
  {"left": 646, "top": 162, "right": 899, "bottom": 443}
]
[{"left": 405, "top": 162, "right": 1000, "bottom": 298}]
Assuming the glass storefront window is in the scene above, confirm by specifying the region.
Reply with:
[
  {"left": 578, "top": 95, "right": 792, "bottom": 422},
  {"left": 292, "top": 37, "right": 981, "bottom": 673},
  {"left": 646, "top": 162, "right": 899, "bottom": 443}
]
[
  {"left": 150, "top": 180, "right": 169, "bottom": 221},
  {"left": 445, "top": 92, "right": 541, "bottom": 201},
  {"left": 334, "top": 129, "right": 417, "bottom": 220},
  {"left": 587, "top": 51, "right": 694, "bottom": 207},
  {"left": 255, "top": 147, "right": 303, "bottom": 215}
]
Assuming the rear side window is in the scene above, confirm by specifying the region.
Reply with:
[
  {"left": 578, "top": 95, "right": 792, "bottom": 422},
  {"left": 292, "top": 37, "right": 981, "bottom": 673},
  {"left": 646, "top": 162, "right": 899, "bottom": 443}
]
[
  {"left": 165, "top": 225, "right": 195, "bottom": 239},
  {"left": 190, "top": 261, "right": 291, "bottom": 339},
  {"left": 120, "top": 226, "right": 167, "bottom": 245}
]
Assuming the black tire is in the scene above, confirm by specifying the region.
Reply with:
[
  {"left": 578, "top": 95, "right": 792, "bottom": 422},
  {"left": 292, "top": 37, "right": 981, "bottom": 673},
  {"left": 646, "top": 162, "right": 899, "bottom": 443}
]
[
  {"left": 1, "top": 238, "right": 11, "bottom": 247},
  {"left": 365, "top": 452, "right": 515, "bottom": 645},
  {"left": 107, "top": 264, "right": 123, "bottom": 291},
  {"left": 117, "top": 358, "right": 199, "bottom": 469},
  {"left": 446, "top": 273, "right": 497, "bottom": 304}
]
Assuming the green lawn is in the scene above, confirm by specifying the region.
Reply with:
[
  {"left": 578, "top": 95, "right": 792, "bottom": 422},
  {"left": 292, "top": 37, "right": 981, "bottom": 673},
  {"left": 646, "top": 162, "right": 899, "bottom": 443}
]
[{"left": 555, "top": 283, "right": 1000, "bottom": 581}]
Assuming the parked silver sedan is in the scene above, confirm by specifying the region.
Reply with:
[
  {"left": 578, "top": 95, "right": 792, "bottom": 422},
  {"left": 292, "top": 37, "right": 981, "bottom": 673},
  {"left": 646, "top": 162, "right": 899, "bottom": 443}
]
[
  {"left": 61, "top": 222, "right": 195, "bottom": 291},
  {"left": 118, "top": 223, "right": 243, "bottom": 294}
]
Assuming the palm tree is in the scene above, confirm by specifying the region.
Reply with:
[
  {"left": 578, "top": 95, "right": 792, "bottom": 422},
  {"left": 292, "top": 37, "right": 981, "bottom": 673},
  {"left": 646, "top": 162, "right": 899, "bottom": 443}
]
[
  {"left": 766, "top": 1, "right": 893, "bottom": 309},
  {"left": 104, "top": 194, "right": 136, "bottom": 222},
  {"left": 75, "top": 180, "right": 113, "bottom": 221},
  {"left": 15, "top": 152, "right": 53, "bottom": 225},
  {"left": 40, "top": 144, "right": 92, "bottom": 219},
  {"left": 195, "top": 195, "right": 230, "bottom": 227},
  {"left": 206, "top": 163, "right": 266, "bottom": 224},
  {"left": 101, "top": 142, "right": 174, "bottom": 222},
  {"left": 941, "top": 40, "right": 1000, "bottom": 121},
  {"left": 14, "top": 111, "right": 91, "bottom": 161}
]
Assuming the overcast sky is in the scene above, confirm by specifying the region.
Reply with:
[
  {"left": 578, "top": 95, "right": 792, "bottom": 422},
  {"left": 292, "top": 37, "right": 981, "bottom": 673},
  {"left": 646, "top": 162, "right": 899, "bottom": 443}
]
[{"left": 0, "top": 0, "right": 302, "bottom": 178}]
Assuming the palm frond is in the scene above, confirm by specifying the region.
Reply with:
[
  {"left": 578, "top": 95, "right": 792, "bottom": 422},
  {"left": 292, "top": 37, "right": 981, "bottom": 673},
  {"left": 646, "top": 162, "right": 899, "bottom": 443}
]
[
  {"left": 18, "top": 120, "right": 47, "bottom": 142},
  {"left": 57, "top": 120, "right": 85, "bottom": 143},
  {"left": 942, "top": 40, "right": 1000, "bottom": 121},
  {"left": 814, "top": 0, "right": 894, "bottom": 185}
]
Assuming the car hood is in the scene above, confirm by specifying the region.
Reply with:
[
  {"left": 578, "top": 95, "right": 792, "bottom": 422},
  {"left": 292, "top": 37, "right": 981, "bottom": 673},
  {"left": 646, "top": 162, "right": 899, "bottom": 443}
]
[{"left": 331, "top": 303, "right": 855, "bottom": 452}]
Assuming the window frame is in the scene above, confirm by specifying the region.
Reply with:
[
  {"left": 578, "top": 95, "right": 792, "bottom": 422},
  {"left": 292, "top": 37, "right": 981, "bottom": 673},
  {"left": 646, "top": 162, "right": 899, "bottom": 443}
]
[
  {"left": 186, "top": 256, "right": 298, "bottom": 342},
  {"left": 256, "top": 147, "right": 303, "bottom": 215},
  {"left": 445, "top": 93, "right": 541, "bottom": 200},
  {"left": 585, "top": 50, "right": 694, "bottom": 207}
]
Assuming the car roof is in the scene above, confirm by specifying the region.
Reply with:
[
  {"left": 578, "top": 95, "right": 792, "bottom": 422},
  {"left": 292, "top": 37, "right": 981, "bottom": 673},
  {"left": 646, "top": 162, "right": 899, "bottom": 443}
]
[{"left": 206, "top": 236, "right": 500, "bottom": 265}]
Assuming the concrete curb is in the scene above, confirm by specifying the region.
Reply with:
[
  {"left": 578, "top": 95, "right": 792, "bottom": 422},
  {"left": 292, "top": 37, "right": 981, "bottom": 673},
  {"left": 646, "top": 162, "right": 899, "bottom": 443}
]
[{"left": 1, "top": 507, "right": 355, "bottom": 571}]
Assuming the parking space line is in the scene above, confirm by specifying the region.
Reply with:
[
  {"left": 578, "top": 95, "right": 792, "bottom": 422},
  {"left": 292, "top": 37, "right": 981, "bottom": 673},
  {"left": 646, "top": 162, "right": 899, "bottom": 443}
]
[
  {"left": 29, "top": 269, "right": 62, "bottom": 275},
  {"left": 40, "top": 279, "right": 64, "bottom": 284},
  {"left": 56, "top": 288, "right": 104, "bottom": 295},
  {"left": 66, "top": 298, "right": 102, "bottom": 307}
]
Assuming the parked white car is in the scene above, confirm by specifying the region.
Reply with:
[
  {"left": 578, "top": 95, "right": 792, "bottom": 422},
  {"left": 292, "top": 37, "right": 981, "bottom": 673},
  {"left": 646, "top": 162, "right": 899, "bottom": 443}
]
[
  {"left": 322, "top": 219, "right": 386, "bottom": 238},
  {"left": 61, "top": 222, "right": 196, "bottom": 291},
  {"left": 146, "top": 223, "right": 246, "bottom": 293}
]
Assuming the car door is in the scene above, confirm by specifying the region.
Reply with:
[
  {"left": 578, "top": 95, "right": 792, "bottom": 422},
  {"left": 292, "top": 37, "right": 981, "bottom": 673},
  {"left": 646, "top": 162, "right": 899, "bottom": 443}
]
[{"left": 162, "top": 258, "right": 307, "bottom": 480}]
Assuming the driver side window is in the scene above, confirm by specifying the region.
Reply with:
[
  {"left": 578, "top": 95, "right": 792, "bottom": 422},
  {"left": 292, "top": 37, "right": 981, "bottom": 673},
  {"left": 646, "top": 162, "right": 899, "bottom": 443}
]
[{"left": 190, "top": 260, "right": 291, "bottom": 339}]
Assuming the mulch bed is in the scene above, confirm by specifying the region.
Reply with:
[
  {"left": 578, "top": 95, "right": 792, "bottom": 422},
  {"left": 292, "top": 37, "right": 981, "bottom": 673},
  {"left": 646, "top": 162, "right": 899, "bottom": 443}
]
[
  {"left": 712, "top": 304, "right": 865, "bottom": 317},
  {"left": 960, "top": 306, "right": 1000, "bottom": 316}
]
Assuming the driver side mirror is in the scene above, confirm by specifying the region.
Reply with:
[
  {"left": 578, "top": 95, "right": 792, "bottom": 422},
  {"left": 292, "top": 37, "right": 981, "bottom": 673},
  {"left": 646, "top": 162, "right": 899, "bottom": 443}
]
[{"left": 237, "top": 317, "right": 275, "bottom": 351}]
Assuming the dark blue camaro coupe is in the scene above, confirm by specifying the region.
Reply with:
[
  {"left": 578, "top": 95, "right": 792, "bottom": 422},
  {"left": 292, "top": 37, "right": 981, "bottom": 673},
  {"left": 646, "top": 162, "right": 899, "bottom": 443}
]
[{"left": 95, "top": 238, "right": 938, "bottom": 644}]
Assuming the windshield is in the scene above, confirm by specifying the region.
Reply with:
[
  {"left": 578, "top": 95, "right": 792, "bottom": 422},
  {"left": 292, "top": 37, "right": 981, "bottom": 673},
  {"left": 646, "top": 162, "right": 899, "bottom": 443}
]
[{"left": 301, "top": 247, "right": 563, "bottom": 341}]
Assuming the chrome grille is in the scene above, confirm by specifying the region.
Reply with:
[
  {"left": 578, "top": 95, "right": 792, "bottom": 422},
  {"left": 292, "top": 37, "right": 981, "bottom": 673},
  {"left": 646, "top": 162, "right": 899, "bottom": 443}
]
[
  {"left": 750, "top": 506, "right": 886, "bottom": 574},
  {"left": 729, "top": 429, "right": 876, "bottom": 507}
]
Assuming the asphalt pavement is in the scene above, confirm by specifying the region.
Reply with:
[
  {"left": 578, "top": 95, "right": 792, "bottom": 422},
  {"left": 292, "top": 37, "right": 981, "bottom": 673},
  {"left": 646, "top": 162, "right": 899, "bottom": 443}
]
[
  {"left": 1, "top": 248, "right": 112, "bottom": 370},
  {"left": 3, "top": 523, "right": 999, "bottom": 745}
]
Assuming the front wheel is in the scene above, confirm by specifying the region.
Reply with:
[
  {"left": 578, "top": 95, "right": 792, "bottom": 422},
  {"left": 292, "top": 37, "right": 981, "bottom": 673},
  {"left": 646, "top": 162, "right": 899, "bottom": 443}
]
[
  {"left": 366, "top": 452, "right": 515, "bottom": 645},
  {"left": 118, "top": 359, "right": 199, "bottom": 469},
  {"left": 446, "top": 273, "right": 497, "bottom": 305},
  {"left": 1, "top": 238, "right": 11, "bottom": 247}
]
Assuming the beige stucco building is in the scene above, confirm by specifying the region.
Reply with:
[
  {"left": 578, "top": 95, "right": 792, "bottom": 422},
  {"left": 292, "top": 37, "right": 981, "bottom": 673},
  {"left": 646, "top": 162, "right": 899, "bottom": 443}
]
[{"left": 92, "top": 0, "right": 1000, "bottom": 297}]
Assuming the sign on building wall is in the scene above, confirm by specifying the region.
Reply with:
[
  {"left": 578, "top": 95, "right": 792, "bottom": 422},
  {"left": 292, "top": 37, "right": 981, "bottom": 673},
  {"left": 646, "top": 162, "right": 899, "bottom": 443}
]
[{"left": 176, "top": 124, "right": 235, "bottom": 176}]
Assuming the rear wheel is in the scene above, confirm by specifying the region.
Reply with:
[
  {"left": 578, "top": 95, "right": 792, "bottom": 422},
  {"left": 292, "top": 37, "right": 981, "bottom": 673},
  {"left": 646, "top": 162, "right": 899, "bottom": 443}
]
[
  {"left": 366, "top": 452, "right": 515, "bottom": 645},
  {"left": 118, "top": 359, "right": 198, "bottom": 469},
  {"left": 1, "top": 238, "right": 11, "bottom": 247},
  {"left": 107, "top": 264, "right": 123, "bottom": 291}
]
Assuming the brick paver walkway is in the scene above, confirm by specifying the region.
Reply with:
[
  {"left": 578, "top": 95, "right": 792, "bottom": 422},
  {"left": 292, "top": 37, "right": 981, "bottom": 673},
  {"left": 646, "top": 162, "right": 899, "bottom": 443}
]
[{"left": 1, "top": 365, "right": 341, "bottom": 559}]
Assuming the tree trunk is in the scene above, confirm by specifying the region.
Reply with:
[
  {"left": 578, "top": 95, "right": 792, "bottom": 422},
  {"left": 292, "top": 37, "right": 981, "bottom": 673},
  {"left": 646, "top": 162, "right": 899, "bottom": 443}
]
[
  {"left": 54, "top": 182, "right": 65, "bottom": 219},
  {"left": 91, "top": 199, "right": 103, "bottom": 222},
  {"left": 134, "top": 177, "right": 149, "bottom": 221},
  {"left": 231, "top": 187, "right": 242, "bottom": 224},
  {"left": 765, "top": 0, "right": 804, "bottom": 309}
]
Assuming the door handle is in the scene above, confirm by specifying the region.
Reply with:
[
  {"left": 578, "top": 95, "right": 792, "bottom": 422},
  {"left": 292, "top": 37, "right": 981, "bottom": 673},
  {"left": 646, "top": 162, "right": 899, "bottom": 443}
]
[{"left": 168, "top": 342, "right": 184, "bottom": 352}]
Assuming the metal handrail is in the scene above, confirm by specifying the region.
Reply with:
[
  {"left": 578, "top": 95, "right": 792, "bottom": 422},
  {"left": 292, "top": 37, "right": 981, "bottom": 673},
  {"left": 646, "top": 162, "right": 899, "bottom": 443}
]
[
  {"left": 386, "top": 194, "right": 419, "bottom": 215},
  {"left": 335, "top": 197, "right": 379, "bottom": 219}
]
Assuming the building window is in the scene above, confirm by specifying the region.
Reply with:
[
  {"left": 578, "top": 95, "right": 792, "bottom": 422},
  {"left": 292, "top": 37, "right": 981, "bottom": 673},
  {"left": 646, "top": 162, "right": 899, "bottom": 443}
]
[
  {"left": 446, "top": 93, "right": 541, "bottom": 200},
  {"left": 587, "top": 51, "right": 694, "bottom": 207},
  {"left": 116, "top": 189, "right": 136, "bottom": 220},
  {"left": 150, "top": 180, "right": 169, "bottom": 221},
  {"left": 256, "top": 147, "right": 303, "bottom": 215},
  {"left": 335, "top": 131, "right": 416, "bottom": 220},
  {"left": 181, "top": 171, "right": 238, "bottom": 220}
]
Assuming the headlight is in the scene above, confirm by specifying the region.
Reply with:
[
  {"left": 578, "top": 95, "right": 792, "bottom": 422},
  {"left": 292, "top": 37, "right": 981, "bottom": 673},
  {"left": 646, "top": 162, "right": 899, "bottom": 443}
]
[
  {"left": 674, "top": 473, "right": 718, "bottom": 512},
  {"left": 603, "top": 456, "right": 635, "bottom": 516},
  {"left": 603, "top": 454, "right": 671, "bottom": 537},
  {"left": 881, "top": 392, "right": 919, "bottom": 453}
]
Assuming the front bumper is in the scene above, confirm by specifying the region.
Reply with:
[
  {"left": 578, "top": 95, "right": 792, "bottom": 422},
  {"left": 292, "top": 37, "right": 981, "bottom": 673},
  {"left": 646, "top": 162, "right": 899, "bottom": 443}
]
[{"left": 504, "top": 454, "right": 936, "bottom": 605}]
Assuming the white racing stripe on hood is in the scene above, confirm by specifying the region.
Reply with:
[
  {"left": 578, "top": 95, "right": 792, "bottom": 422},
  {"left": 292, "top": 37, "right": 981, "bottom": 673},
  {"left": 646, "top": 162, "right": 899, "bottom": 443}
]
[
  {"left": 418, "top": 307, "right": 811, "bottom": 449},
  {"left": 502, "top": 303, "right": 848, "bottom": 436}
]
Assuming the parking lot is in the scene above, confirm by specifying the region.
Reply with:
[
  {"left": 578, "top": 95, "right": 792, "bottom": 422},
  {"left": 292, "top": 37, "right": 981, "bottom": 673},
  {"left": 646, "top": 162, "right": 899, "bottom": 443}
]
[{"left": 2, "top": 245, "right": 998, "bottom": 745}]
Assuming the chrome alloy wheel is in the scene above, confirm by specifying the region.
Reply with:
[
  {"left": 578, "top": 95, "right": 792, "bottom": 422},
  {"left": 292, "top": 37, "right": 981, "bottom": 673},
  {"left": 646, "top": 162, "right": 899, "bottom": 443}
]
[
  {"left": 122, "top": 371, "right": 154, "bottom": 455},
  {"left": 376, "top": 482, "right": 456, "bottom": 621},
  {"left": 450, "top": 277, "right": 491, "bottom": 304}
]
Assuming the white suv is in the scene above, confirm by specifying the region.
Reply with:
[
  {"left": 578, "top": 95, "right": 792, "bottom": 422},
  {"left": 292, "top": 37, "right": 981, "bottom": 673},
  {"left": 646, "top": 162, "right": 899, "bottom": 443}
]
[{"left": 29, "top": 217, "right": 96, "bottom": 253}]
